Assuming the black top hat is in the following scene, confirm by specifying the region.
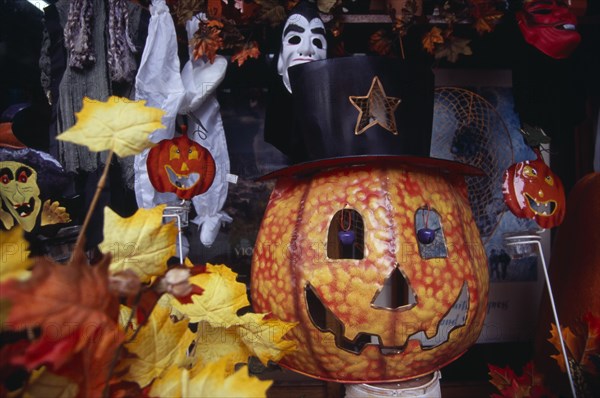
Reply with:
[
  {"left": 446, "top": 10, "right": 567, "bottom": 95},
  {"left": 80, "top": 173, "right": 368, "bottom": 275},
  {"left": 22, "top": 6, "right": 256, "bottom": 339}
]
[{"left": 260, "top": 56, "right": 482, "bottom": 180}]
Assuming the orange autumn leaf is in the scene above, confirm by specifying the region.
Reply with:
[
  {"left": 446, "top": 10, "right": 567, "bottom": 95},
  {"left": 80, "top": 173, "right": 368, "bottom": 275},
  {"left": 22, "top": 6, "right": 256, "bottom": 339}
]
[
  {"left": 548, "top": 323, "right": 581, "bottom": 372},
  {"left": 1, "top": 247, "right": 123, "bottom": 373},
  {"left": 207, "top": 0, "right": 223, "bottom": 19},
  {"left": 474, "top": 17, "right": 493, "bottom": 35},
  {"left": 422, "top": 26, "right": 444, "bottom": 54},
  {"left": 231, "top": 42, "right": 261, "bottom": 67},
  {"left": 549, "top": 313, "right": 600, "bottom": 375},
  {"left": 191, "top": 21, "right": 224, "bottom": 63},
  {"left": 206, "top": 19, "right": 224, "bottom": 29}
]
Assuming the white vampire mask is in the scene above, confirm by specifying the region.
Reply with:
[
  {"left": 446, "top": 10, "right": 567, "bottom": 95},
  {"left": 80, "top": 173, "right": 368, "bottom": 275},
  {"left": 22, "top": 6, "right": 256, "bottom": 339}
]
[{"left": 277, "top": 14, "right": 327, "bottom": 93}]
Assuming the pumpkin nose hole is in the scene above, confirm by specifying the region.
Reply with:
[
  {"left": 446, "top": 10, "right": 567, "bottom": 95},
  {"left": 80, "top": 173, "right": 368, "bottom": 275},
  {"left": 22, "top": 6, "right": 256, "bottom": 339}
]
[
  {"left": 538, "top": 189, "right": 544, "bottom": 198},
  {"left": 371, "top": 268, "right": 417, "bottom": 311}
]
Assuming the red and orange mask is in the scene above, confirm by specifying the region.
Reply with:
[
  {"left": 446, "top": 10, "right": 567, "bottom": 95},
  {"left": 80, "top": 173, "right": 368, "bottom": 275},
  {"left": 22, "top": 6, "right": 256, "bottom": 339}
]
[{"left": 516, "top": 0, "right": 581, "bottom": 59}]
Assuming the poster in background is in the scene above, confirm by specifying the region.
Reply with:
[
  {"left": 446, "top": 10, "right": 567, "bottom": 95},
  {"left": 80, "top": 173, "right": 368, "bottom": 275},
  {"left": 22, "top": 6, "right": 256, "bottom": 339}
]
[{"left": 432, "top": 69, "right": 549, "bottom": 343}]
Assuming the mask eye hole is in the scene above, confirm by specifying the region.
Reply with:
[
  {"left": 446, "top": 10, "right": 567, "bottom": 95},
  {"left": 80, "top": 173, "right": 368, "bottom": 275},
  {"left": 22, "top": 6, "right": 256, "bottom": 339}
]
[
  {"left": 531, "top": 8, "right": 552, "bottom": 14},
  {"left": 312, "top": 38, "right": 323, "bottom": 49},
  {"left": 1, "top": 175, "right": 10, "bottom": 184},
  {"left": 288, "top": 35, "right": 301, "bottom": 45},
  {"left": 17, "top": 171, "right": 28, "bottom": 183}
]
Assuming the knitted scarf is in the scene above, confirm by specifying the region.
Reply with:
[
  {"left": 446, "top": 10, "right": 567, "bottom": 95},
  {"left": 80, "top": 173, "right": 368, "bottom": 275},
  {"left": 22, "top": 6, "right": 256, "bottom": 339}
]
[{"left": 63, "top": 0, "right": 137, "bottom": 83}]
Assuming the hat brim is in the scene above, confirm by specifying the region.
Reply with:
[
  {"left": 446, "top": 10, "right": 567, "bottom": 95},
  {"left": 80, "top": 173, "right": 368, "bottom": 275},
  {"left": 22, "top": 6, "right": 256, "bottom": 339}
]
[{"left": 257, "top": 155, "right": 484, "bottom": 181}]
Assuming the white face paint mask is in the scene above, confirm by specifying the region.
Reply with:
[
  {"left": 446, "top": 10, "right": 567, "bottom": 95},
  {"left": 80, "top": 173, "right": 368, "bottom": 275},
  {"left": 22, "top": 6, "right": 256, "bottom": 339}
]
[{"left": 277, "top": 14, "right": 327, "bottom": 93}]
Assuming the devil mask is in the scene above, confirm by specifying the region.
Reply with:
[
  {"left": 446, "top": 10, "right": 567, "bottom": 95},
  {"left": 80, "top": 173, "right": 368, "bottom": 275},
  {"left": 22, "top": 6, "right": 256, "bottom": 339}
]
[
  {"left": 516, "top": 0, "right": 581, "bottom": 59},
  {"left": 277, "top": 3, "right": 327, "bottom": 93}
]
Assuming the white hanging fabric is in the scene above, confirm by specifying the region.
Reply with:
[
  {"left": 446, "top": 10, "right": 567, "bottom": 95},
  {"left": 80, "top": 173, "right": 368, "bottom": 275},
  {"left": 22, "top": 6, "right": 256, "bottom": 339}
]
[{"left": 134, "top": 0, "right": 233, "bottom": 247}]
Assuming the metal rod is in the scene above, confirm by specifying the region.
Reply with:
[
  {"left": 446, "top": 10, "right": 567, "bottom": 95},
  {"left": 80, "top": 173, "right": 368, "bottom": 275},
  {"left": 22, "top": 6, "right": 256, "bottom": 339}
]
[
  {"left": 163, "top": 213, "right": 184, "bottom": 261},
  {"left": 505, "top": 235, "right": 577, "bottom": 398}
]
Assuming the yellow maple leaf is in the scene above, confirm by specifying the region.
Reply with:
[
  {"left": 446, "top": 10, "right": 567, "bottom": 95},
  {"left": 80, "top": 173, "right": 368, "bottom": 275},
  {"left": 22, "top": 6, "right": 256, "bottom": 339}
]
[
  {"left": 24, "top": 367, "right": 79, "bottom": 398},
  {"left": 56, "top": 96, "right": 165, "bottom": 157},
  {"left": 0, "top": 226, "right": 33, "bottom": 282},
  {"left": 169, "top": 263, "right": 250, "bottom": 327},
  {"left": 99, "top": 205, "right": 177, "bottom": 283},
  {"left": 189, "top": 315, "right": 296, "bottom": 373},
  {"left": 422, "top": 26, "right": 444, "bottom": 54},
  {"left": 190, "top": 321, "right": 248, "bottom": 372},
  {"left": 118, "top": 304, "right": 138, "bottom": 340},
  {"left": 121, "top": 302, "right": 195, "bottom": 388},
  {"left": 150, "top": 356, "right": 272, "bottom": 398},
  {"left": 236, "top": 312, "right": 297, "bottom": 365}
]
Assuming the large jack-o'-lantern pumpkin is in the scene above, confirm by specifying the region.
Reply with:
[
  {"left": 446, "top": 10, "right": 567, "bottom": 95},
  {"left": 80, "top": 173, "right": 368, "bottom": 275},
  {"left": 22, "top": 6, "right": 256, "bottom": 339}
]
[
  {"left": 251, "top": 57, "right": 489, "bottom": 383},
  {"left": 146, "top": 134, "right": 216, "bottom": 200},
  {"left": 251, "top": 164, "right": 488, "bottom": 382}
]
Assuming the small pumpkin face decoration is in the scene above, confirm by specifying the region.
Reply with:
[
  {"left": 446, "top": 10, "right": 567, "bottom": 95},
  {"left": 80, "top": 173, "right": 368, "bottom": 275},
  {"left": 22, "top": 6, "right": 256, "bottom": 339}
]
[
  {"left": 147, "top": 135, "right": 216, "bottom": 200},
  {"left": 251, "top": 164, "right": 488, "bottom": 382},
  {"left": 502, "top": 149, "right": 566, "bottom": 229}
]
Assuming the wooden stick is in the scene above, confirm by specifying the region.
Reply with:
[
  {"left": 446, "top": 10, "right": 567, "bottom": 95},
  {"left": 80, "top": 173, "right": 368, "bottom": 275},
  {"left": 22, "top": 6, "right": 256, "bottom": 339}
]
[{"left": 73, "top": 150, "right": 115, "bottom": 255}]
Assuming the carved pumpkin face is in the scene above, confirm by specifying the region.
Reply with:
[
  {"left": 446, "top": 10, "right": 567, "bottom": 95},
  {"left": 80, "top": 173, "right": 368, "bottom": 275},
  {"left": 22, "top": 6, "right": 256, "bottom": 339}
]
[
  {"left": 147, "top": 135, "right": 216, "bottom": 200},
  {"left": 251, "top": 164, "right": 488, "bottom": 382},
  {"left": 502, "top": 149, "right": 566, "bottom": 229}
]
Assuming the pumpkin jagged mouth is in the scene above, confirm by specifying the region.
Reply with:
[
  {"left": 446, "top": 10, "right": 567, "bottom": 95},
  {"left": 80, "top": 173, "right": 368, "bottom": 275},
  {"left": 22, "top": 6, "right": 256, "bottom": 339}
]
[
  {"left": 165, "top": 166, "right": 200, "bottom": 190},
  {"left": 305, "top": 282, "right": 469, "bottom": 355},
  {"left": 524, "top": 193, "right": 557, "bottom": 216}
]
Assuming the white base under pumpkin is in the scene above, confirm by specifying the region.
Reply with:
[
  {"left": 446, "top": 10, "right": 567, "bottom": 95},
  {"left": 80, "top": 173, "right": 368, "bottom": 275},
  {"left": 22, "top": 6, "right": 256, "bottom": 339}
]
[{"left": 345, "top": 371, "right": 442, "bottom": 397}]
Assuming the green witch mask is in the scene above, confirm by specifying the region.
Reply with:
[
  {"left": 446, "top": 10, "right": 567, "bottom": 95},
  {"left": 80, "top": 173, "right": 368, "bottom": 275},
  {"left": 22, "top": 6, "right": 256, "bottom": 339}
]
[{"left": 0, "top": 161, "right": 42, "bottom": 232}]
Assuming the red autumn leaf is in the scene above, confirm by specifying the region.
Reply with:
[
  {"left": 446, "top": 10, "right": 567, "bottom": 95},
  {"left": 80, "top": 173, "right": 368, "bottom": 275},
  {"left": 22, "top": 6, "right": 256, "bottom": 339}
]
[
  {"left": 489, "top": 361, "right": 555, "bottom": 398},
  {"left": 110, "top": 380, "right": 148, "bottom": 398},
  {"left": 369, "top": 29, "right": 394, "bottom": 56},
  {"left": 55, "top": 328, "right": 123, "bottom": 398},
  {"left": 231, "top": 42, "right": 261, "bottom": 67},
  {"left": 1, "top": 248, "right": 123, "bottom": 373},
  {"left": 488, "top": 363, "right": 517, "bottom": 391},
  {"left": 582, "top": 312, "right": 600, "bottom": 375}
]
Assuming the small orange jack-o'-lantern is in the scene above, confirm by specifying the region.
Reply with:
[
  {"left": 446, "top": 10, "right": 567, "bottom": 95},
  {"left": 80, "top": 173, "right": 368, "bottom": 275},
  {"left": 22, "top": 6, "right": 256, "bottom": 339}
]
[
  {"left": 251, "top": 164, "right": 489, "bottom": 383},
  {"left": 502, "top": 149, "right": 566, "bottom": 229},
  {"left": 147, "top": 135, "right": 216, "bottom": 200}
]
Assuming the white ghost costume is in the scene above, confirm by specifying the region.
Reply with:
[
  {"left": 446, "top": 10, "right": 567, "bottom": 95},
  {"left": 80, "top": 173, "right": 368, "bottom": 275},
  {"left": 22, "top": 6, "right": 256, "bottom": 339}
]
[{"left": 134, "top": 0, "right": 234, "bottom": 251}]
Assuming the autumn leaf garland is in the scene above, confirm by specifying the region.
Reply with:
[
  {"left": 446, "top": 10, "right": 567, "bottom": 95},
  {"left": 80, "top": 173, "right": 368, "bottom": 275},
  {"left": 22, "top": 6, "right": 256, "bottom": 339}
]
[{"left": 0, "top": 97, "right": 295, "bottom": 398}]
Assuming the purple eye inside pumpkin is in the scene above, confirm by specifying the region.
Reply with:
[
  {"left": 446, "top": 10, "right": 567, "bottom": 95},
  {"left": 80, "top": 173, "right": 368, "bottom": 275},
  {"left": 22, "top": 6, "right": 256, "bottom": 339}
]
[
  {"left": 338, "top": 230, "right": 356, "bottom": 246},
  {"left": 417, "top": 228, "right": 436, "bottom": 244}
]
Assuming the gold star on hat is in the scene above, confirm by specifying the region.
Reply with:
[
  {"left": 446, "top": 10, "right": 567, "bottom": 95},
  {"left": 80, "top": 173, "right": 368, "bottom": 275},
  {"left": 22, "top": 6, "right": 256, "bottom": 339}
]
[{"left": 349, "top": 76, "right": 402, "bottom": 136}]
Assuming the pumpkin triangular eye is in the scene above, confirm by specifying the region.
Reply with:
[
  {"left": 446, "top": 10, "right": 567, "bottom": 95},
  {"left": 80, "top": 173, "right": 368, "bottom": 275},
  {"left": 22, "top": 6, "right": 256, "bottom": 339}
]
[{"left": 327, "top": 209, "right": 364, "bottom": 260}]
